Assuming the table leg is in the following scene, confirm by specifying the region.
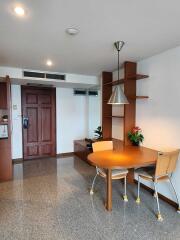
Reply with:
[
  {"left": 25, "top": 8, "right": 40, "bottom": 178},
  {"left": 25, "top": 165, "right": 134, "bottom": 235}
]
[
  {"left": 106, "top": 168, "right": 112, "bottom": 211},
  {"left": 127, "top": 168, "right": 135, "bottom": 184}
]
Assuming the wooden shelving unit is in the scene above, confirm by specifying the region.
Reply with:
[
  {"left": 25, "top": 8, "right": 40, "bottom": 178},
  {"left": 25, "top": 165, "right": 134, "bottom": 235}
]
[
  {"left": 102, "top": 72, "right": 112, "bottom": 139},
  {"left": 102, "top": 61, "right": 149, "bottom": 145},
  {"left": 0, "top": 76, "right": 12, "bottom": 181},
  {"left": 103, "top": 74, "right": 149, "bottom": 86}
]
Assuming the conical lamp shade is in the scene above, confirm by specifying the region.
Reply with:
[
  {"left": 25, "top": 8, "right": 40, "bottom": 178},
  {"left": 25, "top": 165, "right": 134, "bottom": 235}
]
[{"left": 108, "top": 85, "right": 129, "bottom": 104}]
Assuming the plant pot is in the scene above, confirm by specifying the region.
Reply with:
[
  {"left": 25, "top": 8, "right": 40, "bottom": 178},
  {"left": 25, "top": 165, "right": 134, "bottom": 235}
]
[{"left": 132, "top": 142, "right": 140, "bottom": 146}]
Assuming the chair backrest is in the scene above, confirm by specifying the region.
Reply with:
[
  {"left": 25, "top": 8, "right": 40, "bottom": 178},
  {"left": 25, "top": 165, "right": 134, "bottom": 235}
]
[
  {"left": 92, "top": 141, "right": 113, "bottom": 152},
  {"left": 155, "top": 149, "right": 180, "bottom": 177}
]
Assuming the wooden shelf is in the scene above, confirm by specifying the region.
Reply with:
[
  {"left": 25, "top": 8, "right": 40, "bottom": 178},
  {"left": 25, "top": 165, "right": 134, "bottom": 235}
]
[
  {"left": 129, "top": 96, "right": 149, "bottom": 100},
  {"left": 136, "top": 96, "right": 149, "bottom": 99},
  {"left": 104, "top": 115, "right": 124, "bottom": 118},
  {"left": 103, "top": 79, "right": 124, "bottom": 86},
  {"left": 0, "top": 122, "right": 8, "bottom": 125},
  {"left": 103, "top": 74, "right": 149, "bottom": 87},
  {"left": 131, "top": 74, "right": 149, "bottom": 80}
]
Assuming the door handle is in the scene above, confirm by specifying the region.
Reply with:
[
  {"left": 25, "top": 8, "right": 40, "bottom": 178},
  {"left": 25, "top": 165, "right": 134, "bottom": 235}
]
[{"left": 23, "top": 117, "right": 29, "bottom": 129}]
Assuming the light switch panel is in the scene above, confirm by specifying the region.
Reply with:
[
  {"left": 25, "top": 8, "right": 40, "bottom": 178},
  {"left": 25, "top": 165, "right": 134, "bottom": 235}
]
[{"left": 13, "top": 105, "right": 17, "bottom": 110}]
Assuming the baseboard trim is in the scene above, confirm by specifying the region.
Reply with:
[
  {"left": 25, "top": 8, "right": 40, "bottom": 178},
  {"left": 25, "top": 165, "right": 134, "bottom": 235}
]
[
  {"left": 134, "top": 179, "right": 178, "bottom": 209},
  {"left": 12, "top": 158, "right": 23, "bottom": 164},
  {"left": 56, "top": 152, "right": 74, "bottom": 158},
  {"left": 13, "top": 153, "right": 75, "bottom": 163}
]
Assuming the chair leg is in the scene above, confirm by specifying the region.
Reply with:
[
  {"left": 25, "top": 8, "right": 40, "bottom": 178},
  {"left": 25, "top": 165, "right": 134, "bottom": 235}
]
[
  {"left": 90, "top": 173, "right": 98, "bottom": 195},
  {"left": 153, "top": 191, "right": 157, "bottom": 198},
  {"left": 153, "top": 183, "right": 157, "bottom": 198},
  {"left": 169, "top": 177, "right": 180, "bottom": 213},
  {"left": 153, "top": 182, "right": 163, "bottom": 221},
  {"left": 136, "top": 175, "right": 141, "bottom": 204},
  {"left": 123, "top": 176, "right": 128, "bottom": 202}
]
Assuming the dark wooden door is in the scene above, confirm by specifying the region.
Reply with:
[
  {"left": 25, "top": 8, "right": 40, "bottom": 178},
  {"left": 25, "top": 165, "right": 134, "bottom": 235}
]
[{"left": 22, "top": 87, "right": 56, "bottom": 160}]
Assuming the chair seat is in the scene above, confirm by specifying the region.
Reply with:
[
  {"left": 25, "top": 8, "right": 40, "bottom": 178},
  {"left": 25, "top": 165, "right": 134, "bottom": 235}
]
[
  {"left": 135, "top": 166, "right": 155, "bottom": 179},
  {"left": 98, "top": 168, "right": 128, "bottom": 178}
]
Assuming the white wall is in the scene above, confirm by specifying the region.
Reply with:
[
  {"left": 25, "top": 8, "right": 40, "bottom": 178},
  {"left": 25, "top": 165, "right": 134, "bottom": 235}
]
[
  {"left": 56, "top": 88, "right": 88, "bottom": 153},
  {"left": 10, "top": 85, "right": 100, "bottom": 158},
  {"left": 0, "top": 67, "right": 99, "bottom": 88},
  {"left": 136, "top": 46, "right": 180, "bottom": 203},
  {"left": 0, "top": 67, "right": 23, "bottom": 79},
  {"left": 0, "top": 64, "right": 98, "bottom": 159},
  {"left": 11, "top": 85, "right": 23, "bottom": 159}
]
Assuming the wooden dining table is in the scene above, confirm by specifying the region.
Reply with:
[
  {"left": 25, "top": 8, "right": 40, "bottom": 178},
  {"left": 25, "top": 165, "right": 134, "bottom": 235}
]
[{"left": 87, "top": 141, "right": 158, "bottom": 211}]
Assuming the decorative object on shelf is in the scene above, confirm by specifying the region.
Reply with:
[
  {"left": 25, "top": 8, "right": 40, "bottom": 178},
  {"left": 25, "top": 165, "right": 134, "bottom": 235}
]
[
  {"left": 0, "top": 124, "right": 8, "bottom": 139},
  {"left": 94, "top": 126, "right": 103, "bottom": 139},
  {"left": 84, "top": 138, "right": 93, "bottom": 149},
  {"left": 128, "top": 127, "right": 144, "bottom": 146},
  {"left": 2, "top": 115, "right": 8, "bottom": 122},
  {"left": 108, "top": 41, "right": 129, "bottom": 105}
]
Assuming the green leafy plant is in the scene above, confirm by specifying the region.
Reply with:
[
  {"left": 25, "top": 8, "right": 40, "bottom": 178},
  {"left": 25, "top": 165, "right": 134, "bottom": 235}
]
[
  {"left": 128, "top": 127, "right": 144, "bottom": 146},
  {"left": 94, "top": 126, "right": 102, "bottom": 139},
  {"left": 2, "top": 115, "right": 8, "bottom": 122}
]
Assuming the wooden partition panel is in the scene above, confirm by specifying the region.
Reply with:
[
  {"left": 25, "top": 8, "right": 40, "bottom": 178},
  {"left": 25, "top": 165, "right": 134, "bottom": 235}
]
[
  {"left": 101, "top": 62, "right": 148, "bottom": 146},
  {"left": 124, "top": 62, "right": 137, "bottom": 145},
  {"left": 102, "top": 72, "right": 112, "bottom": 139}
]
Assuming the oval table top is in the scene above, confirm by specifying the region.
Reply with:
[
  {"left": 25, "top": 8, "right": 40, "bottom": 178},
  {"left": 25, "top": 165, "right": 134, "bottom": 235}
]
[{"left": 87, "top": 145, "right": 158, "bottom": 169}]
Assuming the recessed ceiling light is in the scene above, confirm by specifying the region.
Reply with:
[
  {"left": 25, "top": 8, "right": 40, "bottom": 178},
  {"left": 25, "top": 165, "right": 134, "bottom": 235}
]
[
  {"left": 46, "top": 60, "right": 53, "bottom": 66},
  {"left": 14, "top": 6, "right": 25, "bottom": 16},
  {"left": 66, "top": 27, "right": 79, "bottom": 35}
]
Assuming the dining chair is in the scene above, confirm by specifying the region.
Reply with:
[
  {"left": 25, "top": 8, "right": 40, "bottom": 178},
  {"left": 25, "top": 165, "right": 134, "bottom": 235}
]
[
  {"left": 90, "top": 141, "right": 129, "bottom": 202},
  {"left": 135, "top": 149, "right": 180, "bottom": 221}
]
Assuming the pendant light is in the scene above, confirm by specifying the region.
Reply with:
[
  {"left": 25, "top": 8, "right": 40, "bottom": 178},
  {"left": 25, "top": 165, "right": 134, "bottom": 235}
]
[{"left": 108, "top": 41, "right": 129, "bottom": 105}]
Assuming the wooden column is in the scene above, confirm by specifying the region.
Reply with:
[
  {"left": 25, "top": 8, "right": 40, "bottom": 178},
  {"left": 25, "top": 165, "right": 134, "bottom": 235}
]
[
  {"left": 102, "top": 72, "right": 112, "bottom": 139},
  {"left": 124, "top": 62, "right": 137, "bottom": 146}
]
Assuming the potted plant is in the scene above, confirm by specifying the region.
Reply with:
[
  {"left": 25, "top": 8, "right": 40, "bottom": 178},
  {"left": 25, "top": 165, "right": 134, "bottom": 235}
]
[
  {"left": 94, "top": 126, "right": 103, "bottom": 140},
  {"left": 2, "top": 115, "right": 8, "bottom": 122},
  {"left": 128, "top": 127, "right": 144, "bottom": 146}
]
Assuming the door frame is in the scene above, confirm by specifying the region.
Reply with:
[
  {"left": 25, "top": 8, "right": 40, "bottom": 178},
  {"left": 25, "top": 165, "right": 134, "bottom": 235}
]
[{"left": 21, "top": 86, "right": 56, "bottom": 160}]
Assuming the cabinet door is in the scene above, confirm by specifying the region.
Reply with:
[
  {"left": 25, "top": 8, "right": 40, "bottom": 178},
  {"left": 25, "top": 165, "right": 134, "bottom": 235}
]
[
  {"left": 0, "top": 140, "right": 12, "bottom": 181},
  {"left": 0, "top": 83, "right": 7, "bottom": 109}
]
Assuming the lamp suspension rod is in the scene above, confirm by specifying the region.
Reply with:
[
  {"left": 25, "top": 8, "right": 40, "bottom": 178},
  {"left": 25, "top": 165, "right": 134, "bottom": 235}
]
[{"left": 118, "top": 48, "right": 120, "bottom": 81}]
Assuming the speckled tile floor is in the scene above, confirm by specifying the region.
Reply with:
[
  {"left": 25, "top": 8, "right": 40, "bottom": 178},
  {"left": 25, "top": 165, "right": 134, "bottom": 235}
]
[{"left": 0, "top": 156, "right": 180, "bottom": 240}]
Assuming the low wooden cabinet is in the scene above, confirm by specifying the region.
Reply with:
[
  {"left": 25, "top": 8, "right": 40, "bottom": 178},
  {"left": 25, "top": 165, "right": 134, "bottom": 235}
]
[
  {"left": 0, "top": 138, "right": 12, "bottom": 181},
  {"left": 74, "top": 140, "right": 92, "bottom": 162}
]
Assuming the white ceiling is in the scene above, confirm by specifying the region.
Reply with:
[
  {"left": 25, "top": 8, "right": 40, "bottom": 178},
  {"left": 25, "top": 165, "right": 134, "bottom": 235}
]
[{"left": 0, "top": 0, "right": 180, "bottom": 76}]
